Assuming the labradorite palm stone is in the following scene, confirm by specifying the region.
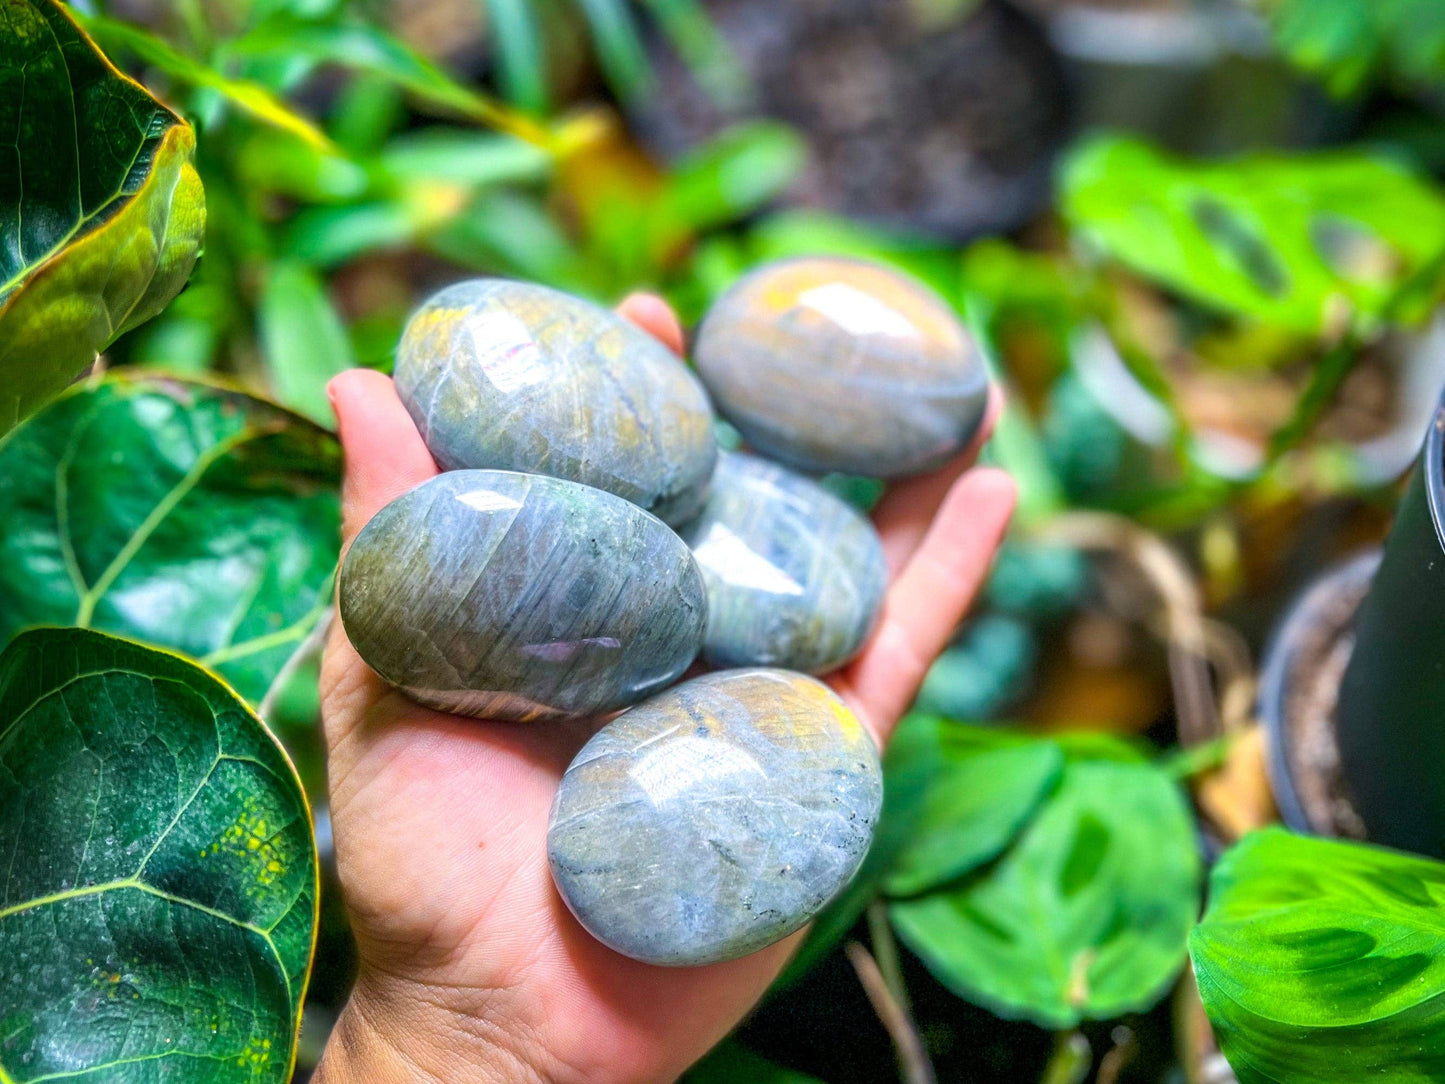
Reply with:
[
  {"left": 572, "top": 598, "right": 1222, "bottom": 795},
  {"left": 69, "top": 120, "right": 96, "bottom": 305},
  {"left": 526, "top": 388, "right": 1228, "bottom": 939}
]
[
  {"left": 339, "top": 470, "right": 706, "bottom": 721},
  {"left": 548, "top": 669, "right": 882, "bottom": 966},
  {"left": 683, "top": 452, "right": 887, "bottom": 673},
  {"left": 694, "top": 257, "right": 988, "bottom": 478},
  {"left": 395, "top": 279, "right": 717, "bottom": 526}
]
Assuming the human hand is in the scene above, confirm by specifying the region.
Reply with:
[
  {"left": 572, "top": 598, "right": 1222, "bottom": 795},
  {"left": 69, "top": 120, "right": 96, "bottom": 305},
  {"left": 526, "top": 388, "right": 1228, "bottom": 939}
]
[{"left": 313, "top": 294, "right": 1016, "bottom": 1084}]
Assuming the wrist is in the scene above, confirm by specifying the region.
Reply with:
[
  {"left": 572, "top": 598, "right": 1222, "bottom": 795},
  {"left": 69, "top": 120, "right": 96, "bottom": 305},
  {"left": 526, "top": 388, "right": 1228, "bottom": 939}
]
[{"left": 313, "top": 972, "right": 544, "bottom": 1084}]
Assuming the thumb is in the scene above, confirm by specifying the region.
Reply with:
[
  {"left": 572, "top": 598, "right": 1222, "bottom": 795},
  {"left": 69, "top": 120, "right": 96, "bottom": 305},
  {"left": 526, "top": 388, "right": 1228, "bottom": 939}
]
[{"left": 328, "top": 369, "right": 439, "bottom": 547}]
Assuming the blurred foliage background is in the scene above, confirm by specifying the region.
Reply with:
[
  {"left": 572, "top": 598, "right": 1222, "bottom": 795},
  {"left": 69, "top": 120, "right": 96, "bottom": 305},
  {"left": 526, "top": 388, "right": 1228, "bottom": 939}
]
[{"left": 44, "top": 0, "right": 1445, "bottom": 1078}]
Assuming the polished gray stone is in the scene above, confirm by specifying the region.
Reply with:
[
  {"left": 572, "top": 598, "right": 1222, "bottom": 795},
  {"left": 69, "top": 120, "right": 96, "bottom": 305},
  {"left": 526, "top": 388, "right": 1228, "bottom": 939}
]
[
  {"left": 683, "top": 452, "right": 887, "bottom": 673},
  {"left": 339, "top": 470, "right": 707, "bottom": 721},
  {"left": 395, "top": 279, "right": 717, "bottom": 526},
  {"left": 548, "top": 669, "right": 882, "bottom": 966},
  {"left": 695, "top": 257, "right": 988, "bottom": 478}
]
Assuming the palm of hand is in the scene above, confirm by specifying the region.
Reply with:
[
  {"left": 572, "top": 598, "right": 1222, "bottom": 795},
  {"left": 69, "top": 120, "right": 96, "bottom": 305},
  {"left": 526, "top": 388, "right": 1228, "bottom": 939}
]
[{"left": 317, "top": 297, "right": 1015, "bottom": 1084}]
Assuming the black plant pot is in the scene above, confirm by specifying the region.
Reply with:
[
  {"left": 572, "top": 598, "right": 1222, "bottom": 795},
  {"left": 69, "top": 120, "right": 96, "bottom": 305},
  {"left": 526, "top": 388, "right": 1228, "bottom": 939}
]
[{"left": 1262, "top": 384, "right": 1445, "bottom": 857}]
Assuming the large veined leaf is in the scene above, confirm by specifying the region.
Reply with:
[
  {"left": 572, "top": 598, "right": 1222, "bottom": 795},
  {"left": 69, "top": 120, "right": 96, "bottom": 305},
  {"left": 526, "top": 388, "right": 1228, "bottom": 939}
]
[
  {"left": 0, "top": 0, "right": 206, "bottom": 436},
  {"left": 1191, "top": 828, "right": 1445, "bottom": 1084},
  {"left": 883, "top": 717, "right": 1063, "bottom": 898},
  {"left": 0, "top": 627, "right": 317, "bottom": 1082},
  {"left": 0, "top": 373, "right": 341, "bottom": 704},
  {"left": 1061, "top": 136, "right": 1445, "bottom": 335},
  {"left": 890, "top": 746, "right": 1201, "bottom": 1029}
]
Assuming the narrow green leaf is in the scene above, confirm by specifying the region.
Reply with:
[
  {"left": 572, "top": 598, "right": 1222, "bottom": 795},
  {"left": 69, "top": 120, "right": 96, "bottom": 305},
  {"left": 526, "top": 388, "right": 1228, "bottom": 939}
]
[
  {"left": 258, "top": 259, "right": 357, "bottom": 423},
  {"left": 1061, "top": 135, "right": 1445, "bottom": 334},
  {"left": 0, "top": 374, "right": 341, "bottom": 704},
  {"left": 480, "top": 0, "right": 549, "bottom": 114},
  {"left": 0, "top": 626, "right": 318, "bottom": 1083},
  {"left": 379, "top": 128, "right": 551, "bottom": 187},
  {"left": 0, "top": 0, "right": 205, "bottom": 436},
  {"left": 638, "top": 0, "right": 749, "bottom": 105},
  {"left": 573, "top": 0, "right": 654, "bottom": 102},
  {"left": 80, "top": 14, "right": 333, "bottom": 150},
  {"left": 228, "top": 19, "right": 553, "bottom": 147},
  {"left": 883, "top": 718, "right": 1063, "bottom": 898},
  {"left": 890, "top": 753, "right": 1201, "bottom": 1029},
  {"left": 1191, "top": 828, "right": 1445, "bottom": 1084},
  {"left": 284, "top": 201, "right": 420, "bottom": 268}
]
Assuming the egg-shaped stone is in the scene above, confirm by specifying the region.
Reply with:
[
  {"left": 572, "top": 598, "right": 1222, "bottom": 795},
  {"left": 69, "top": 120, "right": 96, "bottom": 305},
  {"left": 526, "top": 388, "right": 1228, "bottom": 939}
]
[
  {"left": 339, "top": 470, "right": 707, "bottom": 721},
  {"left": 695, "top": 257, "right": 988, "bottom": 477},
  {"left": 683, "top": 451, "right": 887, "bottom": 673},
  {"left": 548, "top": 668, "right": 882, "bottom": 966},
  {"left": 395, "top": 279, "right": 717, "bottom": 526}
]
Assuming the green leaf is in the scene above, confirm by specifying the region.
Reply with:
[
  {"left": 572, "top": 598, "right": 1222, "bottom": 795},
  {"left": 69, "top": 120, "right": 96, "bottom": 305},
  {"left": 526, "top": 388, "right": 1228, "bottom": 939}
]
[
  {"left": 1191, "top": 828, "right": 1445, "bottom": 1084},
  {"left": 481, "top": 0, "right": 550, "bottom": 114},
  {"left": 258, "top": 259, "right": 357, "bottom": 423},
  {"left": 0, "top": 0, "right": 205, "bottom": 436},
  {"left": 638, "top": 0, "right": 748, "bottom": 106},
  {"left": 685, "top": 1041, "right": 827, "bottom": 1084},
  {"left": 663, "top": 122, "right": 805, "bottom": 234},
  {"left": 890, "top": 753, "right": 1201, "bottom": 1029},
  {"left": 1268, "top": 0, "right": 1445, "bottom": 98},
  {"left": 883, "top": 718, "right": 1063, "bottom": 898},
  {"left": 80, "top": 14, "right": 333, "bottom": 151},
  {"left": 0, "top": 373, "right": 341, "bottom": 704},
  {"left": 227, "top": 19, "right": 552, "bottom": 147},
  {"left": 379, "top": 128, "right": 551, "bottom": 187},
  {"left": 1060, "top": 135, "right": 1445, "bottom": 335},
  {"left": 0, "top": 626, "right": 317, "bottom": 1082},
  {"left": 573, "top": 0, "right": 654, "bottom": 103}
]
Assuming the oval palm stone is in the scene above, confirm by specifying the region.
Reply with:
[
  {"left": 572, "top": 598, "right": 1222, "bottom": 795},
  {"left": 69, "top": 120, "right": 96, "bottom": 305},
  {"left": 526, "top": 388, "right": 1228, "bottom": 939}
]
[
  {"left": 695, "top": 257, "right": 988, "bottom": 477},
  {"left": 548, "top": 668, "right": 882, "bottom": 965},
  {"left": 395, "top": 279, "right": 717, "bottom": 526},
  {"left": 339, "top": 470, "right": 707, "bottom": 721},
  {"left": 683, "top": 451, "right": 887, "bottom": 673}
]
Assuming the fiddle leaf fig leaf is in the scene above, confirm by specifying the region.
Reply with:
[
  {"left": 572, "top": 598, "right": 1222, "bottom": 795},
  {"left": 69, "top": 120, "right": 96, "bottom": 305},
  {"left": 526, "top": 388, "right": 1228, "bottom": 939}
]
[
  {"left": 883, "top": 717, "right": 1063, "bottom": 898},
  {"left": 0, "top": 0, "right": 206, "bottom": 436},
  {"left": 890, "top": 747, "right": 1201, "bottom": 1030},
  {"left": 0, "top": 374, "right": 341, "bottom": 704},
  {"left": 0, "top": 626, "right": 318, "bottom": 1083},
  {"left": 1191, "top": 828, "right": 1445, "bottom": 1084},
  {"left": 1061, "top": 135, "right": 1445, "bottom": 335}
]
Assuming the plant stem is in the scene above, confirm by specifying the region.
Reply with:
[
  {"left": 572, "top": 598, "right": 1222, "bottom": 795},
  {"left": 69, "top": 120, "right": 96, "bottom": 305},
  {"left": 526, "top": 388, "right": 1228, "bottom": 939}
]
[
  {"left": 1040, "top": 1031, "right": 1091, "bottom": 1084},
  {"left": 867, "top": 900, "right": 909, "bottom": 1013},
  {"left": 845, "top": 941, "right": 936, "bottom": 1084}
]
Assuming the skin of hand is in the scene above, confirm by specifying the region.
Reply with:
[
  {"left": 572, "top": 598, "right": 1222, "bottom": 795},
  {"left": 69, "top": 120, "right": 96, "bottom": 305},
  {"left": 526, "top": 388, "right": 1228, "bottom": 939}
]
[{"left": 312, "top": 293, "right": 1017, "bottom": 1084}]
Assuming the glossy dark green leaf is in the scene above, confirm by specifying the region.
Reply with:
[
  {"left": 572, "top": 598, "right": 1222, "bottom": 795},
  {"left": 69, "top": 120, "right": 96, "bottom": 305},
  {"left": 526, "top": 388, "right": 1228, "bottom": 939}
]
[
  {"left": 685, "top": 1041, "right": 826, "bottom": 1084},
  {"left": 258, "top": 260, "right": 357, "bottom": 423},
  {"left": 1061, "top": 135, "right": 1445, "bottom": 335},
  {"left": 1191, "top": 828, "right": 1445, "bottom": 1084},
  {"left": 883, "top": 718, "right": 1063, "bottom": 898},
  {"left": 890, "top": 748, "right": 1201, "bottom": 1029},
  {"left": 0, "top": 0, "right": 205, "bottom": 436},
  {"left": 0, "top": 627, "right": 317, "bottom": 1082},
  {"left": 0, "top": 374, "right": 341, "bottom": 704}
]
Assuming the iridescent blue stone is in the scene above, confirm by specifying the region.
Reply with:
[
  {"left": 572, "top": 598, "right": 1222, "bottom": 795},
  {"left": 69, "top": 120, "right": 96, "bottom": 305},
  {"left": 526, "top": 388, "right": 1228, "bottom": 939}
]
[
  {"left": 683, "top": 452, "right": 887, "bottom": 673},
  {"left": 338, "top": 470, "right": 707, "bottom": 721},
  {"left": 695, "top": 257, "right": 988, "bottom": 478},
  {"left": 548, "top": 669, "right": 882, "bottom": 966},
  {"left": 395, "top": 279, "right": 717, "bottom": 526}
]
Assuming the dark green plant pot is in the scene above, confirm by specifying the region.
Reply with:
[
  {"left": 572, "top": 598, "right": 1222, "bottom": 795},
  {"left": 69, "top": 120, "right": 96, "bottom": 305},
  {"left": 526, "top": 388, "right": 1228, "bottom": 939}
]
[
  {"left": 1334, "top": 387, "right": 1445, "bottom": 856},
  {"left": 1261, "top": 384, "right": 1445, "bottom": 857}
]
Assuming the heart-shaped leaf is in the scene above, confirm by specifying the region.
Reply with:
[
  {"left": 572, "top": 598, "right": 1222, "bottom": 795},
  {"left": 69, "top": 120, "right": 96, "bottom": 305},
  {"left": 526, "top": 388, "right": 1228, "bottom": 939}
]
[
  {"left": 0, "top": 0, "right": 205, "bottom": 436},
  {"left": 883, "top": 717, "right": 1063, "bottom": 898},
  {"left": 0, "top": 626, "right": 317, "bottom": 1082},
  {"left": 0, "top": 373, "right": 341, "bottom": 703},
  {"left": 1061, "top": 135, "right": 1445, "bottom": 335},
  {"left": 890, "top": 745, "right": 1201, "bottom": 1030},
  {"left": 1191, "top": 828, "right": 1445, "bottom": 1084}
]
